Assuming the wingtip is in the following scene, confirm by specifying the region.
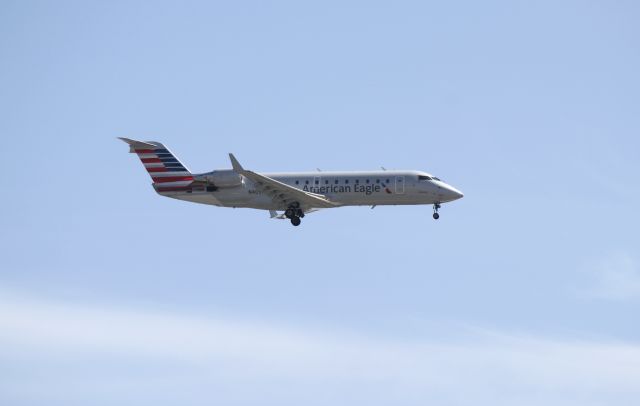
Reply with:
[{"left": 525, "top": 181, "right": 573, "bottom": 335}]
[{"left": 229, "top": 153, "right": 244, "bottom": 172}]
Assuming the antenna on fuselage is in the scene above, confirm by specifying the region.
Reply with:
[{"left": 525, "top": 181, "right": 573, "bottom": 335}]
[{"left": 381, "top": 166, "right": 387, "bottom": 171}]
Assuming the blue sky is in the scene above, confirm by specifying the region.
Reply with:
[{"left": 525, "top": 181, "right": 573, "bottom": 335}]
[{"left": 1, "top": 1, "right": 639, "bottom": 404}]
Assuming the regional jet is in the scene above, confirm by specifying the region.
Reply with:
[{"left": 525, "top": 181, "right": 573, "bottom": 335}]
[{"left": 119, "top": 138, "right": 463, "bottom": 226}]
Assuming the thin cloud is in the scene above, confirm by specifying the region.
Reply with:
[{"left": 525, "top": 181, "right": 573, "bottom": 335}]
[{"left": 1, "top": 291, "right": 640, "bottom": 405}]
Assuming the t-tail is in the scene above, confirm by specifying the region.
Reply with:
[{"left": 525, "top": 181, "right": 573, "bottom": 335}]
[{"left": 118, "top": 137, "right": 194, "bottom": 193}]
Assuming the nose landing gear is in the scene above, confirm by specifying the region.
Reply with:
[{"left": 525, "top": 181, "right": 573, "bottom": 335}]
[{"left": 433, "top": 203, "right": 441, "bottom": 220}]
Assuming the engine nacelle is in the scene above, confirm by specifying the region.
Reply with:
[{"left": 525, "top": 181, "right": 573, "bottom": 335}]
[{"left": 197, "top": 170, "right": 243, "bottom": 188}]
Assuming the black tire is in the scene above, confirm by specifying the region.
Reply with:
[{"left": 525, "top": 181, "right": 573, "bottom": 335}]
[
  {"left": 291, "top": 216, "right": 301, "bottom": 226},
  {"left": 285, "top": 208, "right": 294, "bottom": 218},
  {"left": 433, "top": 213, "right": 440, "bottom": 220}
]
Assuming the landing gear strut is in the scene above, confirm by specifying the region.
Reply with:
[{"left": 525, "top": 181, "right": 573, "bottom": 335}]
[
  {"left": 285, "top": 203, "right": 304, "bottom": 226},
  {"left": 433, "top": 203, "right": 441, "bottom": 220}
]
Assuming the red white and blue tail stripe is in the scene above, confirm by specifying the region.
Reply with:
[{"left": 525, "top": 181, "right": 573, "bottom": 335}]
[{"left": 119, "top": 137, "right": 193, "bottom": 193}]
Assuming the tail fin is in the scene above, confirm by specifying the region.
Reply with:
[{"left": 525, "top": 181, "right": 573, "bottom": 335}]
[{"left": 118, "top": 138, "right": 194, "bottom": 192}]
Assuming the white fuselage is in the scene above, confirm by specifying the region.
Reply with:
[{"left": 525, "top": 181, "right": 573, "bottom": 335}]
[{"left": 172, "top": 170, "right": 464, "bottom": 210}]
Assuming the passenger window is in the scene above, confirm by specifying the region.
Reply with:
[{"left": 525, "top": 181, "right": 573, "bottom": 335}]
[
  {"left": 335, "top": 179, "right": 339, "bottom": 184},
  {"left": 305, "top": 180, "right": 309, "bottom": 185},
  {"left": 366, "top": 179, "right": 370, "bottom": 184},
  {"left": 325, "top": 180, "right": 329, "bottom": 185},
  {"left": 355, "top": 179, "right": 359, "bottom": 184},
  {"left": 315, "top": 180, "right": 319, "bottom": 185},
  {"left": 295, "top": 180, "right": 299, "bottom": 185},
  {"left": 345, "top": 179, "right": 349, "bottom": 184},
  {"left": 376, "top": 179, "right": 380, "bottom": 183}
]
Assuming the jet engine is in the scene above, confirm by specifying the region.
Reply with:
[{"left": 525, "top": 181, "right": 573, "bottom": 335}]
[{"left": 195, "top": 170, "right": 243, "bottom": 188}]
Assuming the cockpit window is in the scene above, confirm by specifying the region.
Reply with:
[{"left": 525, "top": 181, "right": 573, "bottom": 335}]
[
  {"left": 432, "top": 177, "right": 441, "bottom": 181},
  {"left": 418, "top": 175, "right": 432, "bottom": 181}
]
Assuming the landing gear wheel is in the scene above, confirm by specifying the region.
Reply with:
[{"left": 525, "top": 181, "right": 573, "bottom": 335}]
[
  {"left": 286, "top": 203, "right": 302, "bottom": 219},
  {"left": 291, "top": 216, "right": 301, "bottom": 226},
  {"left": 433, "top": 212, "right": 440, "bottom": 220},
  {"left": 433, "top": 202, "right": 441, "bottom": 220}
]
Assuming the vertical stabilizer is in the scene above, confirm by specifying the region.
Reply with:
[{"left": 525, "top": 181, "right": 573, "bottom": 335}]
[{"left": 118, "top": 137, "right": 193, "bottom": 192}]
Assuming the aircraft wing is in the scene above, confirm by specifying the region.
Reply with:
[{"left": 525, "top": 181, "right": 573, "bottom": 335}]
[{"left": 229, "top": 154, "right": 337, "bottom": 209}]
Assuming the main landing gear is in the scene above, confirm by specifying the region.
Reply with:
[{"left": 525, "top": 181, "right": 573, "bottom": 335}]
[
  {"left": 433, "top": 203, "right": 441, "bottom": 220},
  {"left": 284, "top": 203, "right": 304, "bottom": 226}
]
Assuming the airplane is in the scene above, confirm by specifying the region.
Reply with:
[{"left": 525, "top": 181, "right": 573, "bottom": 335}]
[{"left": 119, "top": 138, "right": 464, "bottom": 226}]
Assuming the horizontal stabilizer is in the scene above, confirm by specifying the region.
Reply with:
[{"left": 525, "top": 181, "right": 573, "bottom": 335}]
[{"left": 118, "top": 137, "right": 159, "bottom": 153}]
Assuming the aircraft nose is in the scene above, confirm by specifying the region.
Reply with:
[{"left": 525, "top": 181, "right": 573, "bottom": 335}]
[{"left": 447, "top": 186, "right": 464, "bottom": 200}]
